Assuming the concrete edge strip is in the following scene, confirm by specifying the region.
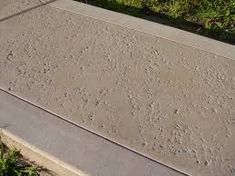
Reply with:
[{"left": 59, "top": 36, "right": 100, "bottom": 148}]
[
  {"left": 44, "top": 0, "right": 235, "bottom": 60},
  {"left": 0, "top": 89, "right": 188, "bottom": 176},
  {"left": 0, "top": 130, "right": 87, "bottom": 176}
]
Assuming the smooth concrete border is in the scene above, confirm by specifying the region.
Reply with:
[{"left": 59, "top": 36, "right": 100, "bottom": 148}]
[
  {"left": 44, "top": 0, "right": 235, "bottom": 60},
  {"left": 0, "top": 90, "right": 187, "bottom": 176},
  {"left": 0, "top": 131, "right": 84, "bottom": 176}
]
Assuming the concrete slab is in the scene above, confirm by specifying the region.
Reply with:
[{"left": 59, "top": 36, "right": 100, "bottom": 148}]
[
  {"left": 0, "top": 1, "right": 235, "bottom": 176},
  {"left": 48, "top": 0, "right": 235, "bottom": 60},
  {"left": 0, "top": 0, "right": 41, "bottom": 20},
  {"left": 0, "top": 90, "right": 185, "bottom": 176}
]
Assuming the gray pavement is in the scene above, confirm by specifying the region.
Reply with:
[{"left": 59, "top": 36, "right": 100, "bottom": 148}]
[
  {"left": 0, "top": 0, "right": 41, "bottom": 20},
  {"left": 0, "top": 89, "right": 186, "bottom": 176},
  {"left": 0, "top": 0, "right": 235, "bottom": 175}
]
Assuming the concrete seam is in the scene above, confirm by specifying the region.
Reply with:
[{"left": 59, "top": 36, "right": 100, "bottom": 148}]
[{"left": 0, "top": 88, "right": 189, "bottom": 176}]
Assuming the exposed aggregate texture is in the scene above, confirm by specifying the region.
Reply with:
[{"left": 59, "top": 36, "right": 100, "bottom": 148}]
[{"left": 0, "top": 2, "right": 235, "bottom": 175}]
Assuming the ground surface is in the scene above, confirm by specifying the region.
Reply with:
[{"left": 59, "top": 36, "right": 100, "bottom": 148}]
[
  {"left": 0, "top": 89, "right": 184, "bottom": 176},
  {"left": 0, "top": 0, "right": 235, "bottom": 176}
]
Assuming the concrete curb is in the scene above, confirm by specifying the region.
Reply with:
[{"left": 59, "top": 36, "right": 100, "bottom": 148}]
[
  {"left": 0, "top": 130, "right": 85, "bottom": 176},
  {"left": 0, "top": 90, "right": 187, "bottom": 176},
  {"left": 45, "top": 0, "right": 235, "bottom": 60}
]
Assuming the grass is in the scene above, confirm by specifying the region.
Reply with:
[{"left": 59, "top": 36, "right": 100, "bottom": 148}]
[
  {"left": 82, "top": 0, "right": 235, "bottom": 44},
  {"left": 0, "top": 140, "right": 39, "bottom": 176}
]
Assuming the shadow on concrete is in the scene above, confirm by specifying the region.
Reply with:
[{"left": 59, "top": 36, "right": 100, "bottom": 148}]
[{"left": 0, "top": 0, "right": 57, "bottom": 22}]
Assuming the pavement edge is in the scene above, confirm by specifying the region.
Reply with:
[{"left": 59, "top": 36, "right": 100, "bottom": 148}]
[
  {"left": 46, "top": 0, "right": 235, "bottom": 60},
  {"left": 0, "top": 129, "right": 86, "bottom": 176}
]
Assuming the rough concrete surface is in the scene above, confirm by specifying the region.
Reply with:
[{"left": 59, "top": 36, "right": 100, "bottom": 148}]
[
  {"left": 0, "top": 0, "right": 42, "bottom": 20},
  {"left": 0, "top": 90, "right": 185, "bottom": 176},
  {"left": 0, "top": 1, "right": 235, "bottom": 176},
  {"left": 49, "top": 0, "right": 235, "bottom": 60}
]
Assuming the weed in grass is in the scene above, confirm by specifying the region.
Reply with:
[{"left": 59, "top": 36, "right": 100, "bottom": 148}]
[{"left": 0, "top": 140, "right": 39, "bottom": 176}]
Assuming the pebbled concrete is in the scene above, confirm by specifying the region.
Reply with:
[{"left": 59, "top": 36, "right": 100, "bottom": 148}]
[
  {"left": 0, "top": 1, "right": 235, "bottom": 176},
  {"left": 49, "top": 0, "right": 235, "bottom": 60},
  {"left": 0, "top": 0, "right": 41, "bottom": 20},
  {"left": 0, "top": 90, "right": 185, "bottom": 176}
]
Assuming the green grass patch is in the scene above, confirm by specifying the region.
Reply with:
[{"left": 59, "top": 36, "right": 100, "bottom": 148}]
[
  {"left": 0, "top": 140, "right": 39, "bottom": 176},
  {"left": 84, "top": 0, "right": 235, "bottom": 44}
]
